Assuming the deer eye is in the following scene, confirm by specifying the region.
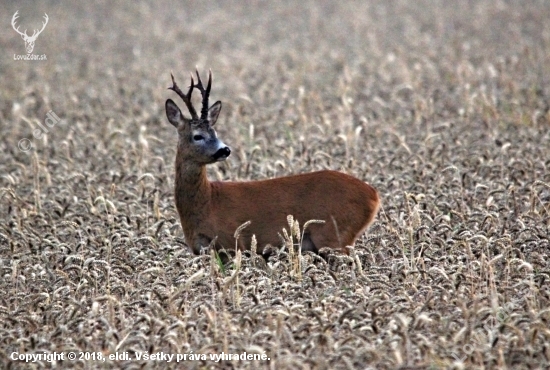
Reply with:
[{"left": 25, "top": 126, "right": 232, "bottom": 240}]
[{"left": 193, "top": 134, "right": 205, "bottom": 142}]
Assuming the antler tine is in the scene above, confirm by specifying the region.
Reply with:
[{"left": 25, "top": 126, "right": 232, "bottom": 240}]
[
  {"left": 194, "top": 69, "right": 211, "bottom": 120},
  {"left": 35, "top": 13, "right": 49, "bottom": 36},
  {"left": 207, "top": 69, "right": 212, "bottom": 94},
  {"left": 11, "top": 11, "right": 26, "bottom": 36},
  {"left": 169, "top": 73, "right": 198, "bottom": 119}
]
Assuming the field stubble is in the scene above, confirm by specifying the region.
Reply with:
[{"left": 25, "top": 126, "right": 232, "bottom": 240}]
[{"left": 1, "top": 1, "right": 550, "bottom": 369}]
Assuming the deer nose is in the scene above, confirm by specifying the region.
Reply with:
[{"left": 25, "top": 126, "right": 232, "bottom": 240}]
[{"left": 214, "top": 146, "right": 231, "bottom": 161}]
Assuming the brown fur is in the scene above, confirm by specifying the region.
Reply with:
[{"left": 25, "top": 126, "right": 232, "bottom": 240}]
[{"left": 175, "top": 160, "right": 379, "bottom": 255}]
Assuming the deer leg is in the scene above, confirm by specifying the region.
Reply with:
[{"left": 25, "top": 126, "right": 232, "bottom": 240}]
[
  {"left": 192, "top": 233, "right": 213, "bottom": 255},
  {"left": 300, "top": 231, "right": 318, "bottom": 254}
]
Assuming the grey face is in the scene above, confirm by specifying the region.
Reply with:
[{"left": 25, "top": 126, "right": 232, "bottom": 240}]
[{"left": 166, "top": 99, "right": 231, "bottom": 164}]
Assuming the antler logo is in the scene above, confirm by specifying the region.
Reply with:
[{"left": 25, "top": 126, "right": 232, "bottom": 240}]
[{"left": 12, "top": 11, "right": 49, "bottom": 54}]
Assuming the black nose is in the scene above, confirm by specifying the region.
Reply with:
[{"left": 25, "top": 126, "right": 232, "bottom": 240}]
[{"left": 214, "top": 146, "right": 231, "bottom": 160}]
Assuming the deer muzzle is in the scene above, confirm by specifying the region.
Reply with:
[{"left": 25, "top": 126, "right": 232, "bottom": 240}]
[{"left": 213, "top": 146, "right": 231, "bottom": 161}]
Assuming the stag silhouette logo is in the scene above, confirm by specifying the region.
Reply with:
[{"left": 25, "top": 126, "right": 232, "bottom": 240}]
[{"left": 12, "top": 11, "right": 48, "bottom": 54}]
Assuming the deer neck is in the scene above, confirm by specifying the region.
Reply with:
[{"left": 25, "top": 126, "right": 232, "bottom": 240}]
[{"left": 174, "top": 156, "right": 212, "bottom": 225}]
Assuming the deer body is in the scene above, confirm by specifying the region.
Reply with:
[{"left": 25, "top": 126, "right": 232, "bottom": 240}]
[{"left": 166, "top": 71, "right": 379, "bottom": 256}]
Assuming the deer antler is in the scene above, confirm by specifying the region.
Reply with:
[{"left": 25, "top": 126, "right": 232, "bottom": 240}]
[
  {"left": 11, "top": 11, "right": 27, "bottom": 38},
  {"left": 169, "top": 73, "right": 198, "bottom": 120},
  {"left": 194, "top": 69, "right": 212, "bottom": 120},
  {"left": 31, "top": 13, "right": 49, "bottom": 39},
  {"left": 11, "top": 12, "right": 49, "bottom": 40}
]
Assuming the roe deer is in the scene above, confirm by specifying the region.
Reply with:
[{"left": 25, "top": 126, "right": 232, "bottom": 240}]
[{"left": 165, "top": 70, "right": 380, "bottom": 257}]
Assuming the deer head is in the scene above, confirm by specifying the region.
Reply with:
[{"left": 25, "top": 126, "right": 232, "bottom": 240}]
[
  {"left": 165, "top": 70, "right": 230, "bottom": 165},
  {"left": 12, "top": 11, "right": 49, "bottom": 54}
]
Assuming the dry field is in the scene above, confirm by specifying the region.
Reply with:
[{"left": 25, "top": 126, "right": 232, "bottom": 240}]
[{"left": 1, "top": 1, "right": 550, "bottom": 369}]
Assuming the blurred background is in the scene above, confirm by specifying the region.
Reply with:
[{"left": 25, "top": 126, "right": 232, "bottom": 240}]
[{"left": 2, "top": 1, "right": 548, "bottom": 138}]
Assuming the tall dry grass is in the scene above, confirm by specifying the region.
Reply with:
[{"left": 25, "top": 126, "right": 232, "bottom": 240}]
[{"left": 1, "top": 1, "right": 549, "bottom": 369}]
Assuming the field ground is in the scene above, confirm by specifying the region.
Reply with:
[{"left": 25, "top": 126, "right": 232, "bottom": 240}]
[{"left": 1, "top": 1, "right": 550, "bottom": 369}]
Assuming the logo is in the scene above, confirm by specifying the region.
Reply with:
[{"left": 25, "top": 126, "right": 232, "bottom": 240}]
[{"left": 12, "top": 11, "right": 48, "bottom": 60}]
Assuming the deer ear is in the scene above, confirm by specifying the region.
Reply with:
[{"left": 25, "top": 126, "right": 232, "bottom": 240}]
[
  {"left": 165, "top": 99, "right": 186, "bottom": 128},
  {"left": 209, "top": 101, "right": 222, "bottom": 126}
]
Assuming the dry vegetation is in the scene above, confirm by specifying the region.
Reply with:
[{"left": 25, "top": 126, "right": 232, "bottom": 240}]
[{"left": 1, "top": 1, "right": 550, "bottom": 369}]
